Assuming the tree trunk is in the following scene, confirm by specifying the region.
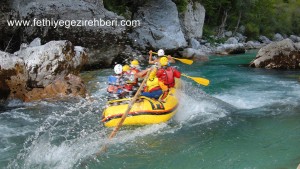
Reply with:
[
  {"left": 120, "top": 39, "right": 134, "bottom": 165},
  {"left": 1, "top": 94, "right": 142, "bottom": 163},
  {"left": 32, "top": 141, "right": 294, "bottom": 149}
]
[
  {"left": 233, "top": 11, "right": 242, "bottom": 35},
  {"left": 218, "top": 10, "right": 228, "bottom": 38}
]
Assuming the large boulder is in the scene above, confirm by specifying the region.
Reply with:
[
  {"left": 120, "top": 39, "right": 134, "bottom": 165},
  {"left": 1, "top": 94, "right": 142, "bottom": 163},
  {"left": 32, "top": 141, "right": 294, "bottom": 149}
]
[
  {"left": 180, "top": 48, "right": 209, "bottom": 61},
  {"left": 289, "top": 35, "right": 300, "bottom": 43},
  {"left": 259, "top": 35, "right": 272, "bottom": 44},
  {"left": 216, "top": 43, "right": 246, "bottom": 55},
  {"left": 14, "top": 40, "right": 88, "bottom": 88},
  {"left": 129, "top": 0, "right": 187, "bottom": 50},
  {"left": 24, "top": 74, "right": 86, "bottom": 102},
  {"left": 3, "top": 0, "right": 127, "bottom": 69},
  {"left": 179, "top": 1, "right": 205, "bottom": 40},
  {"left": 245, "top": 41, "right": 262, "bottom": 49},
  {"left": 250, "top": 38, "right": 300, "bottom": 69},
  {"left": 0, "top": 40, "right": 88, "bottom": 102},
  {"left": 0, "top": 51, "right": 27, "bottom": 101},
  {"left": 273, "top": 33, "right": 284, "bottom": 42}
]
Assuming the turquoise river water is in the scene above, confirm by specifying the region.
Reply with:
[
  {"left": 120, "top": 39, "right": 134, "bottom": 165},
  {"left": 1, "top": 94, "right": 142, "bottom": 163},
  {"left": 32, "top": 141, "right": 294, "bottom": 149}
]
[{"left": 0, "top": 50, "right": 300, "bottom": 169}]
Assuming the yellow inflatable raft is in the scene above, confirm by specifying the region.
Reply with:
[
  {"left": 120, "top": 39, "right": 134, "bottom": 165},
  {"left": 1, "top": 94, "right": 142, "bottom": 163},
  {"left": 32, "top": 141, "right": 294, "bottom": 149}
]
[{"left": 101, "top": 81, "right": 180, "bottom": 127}]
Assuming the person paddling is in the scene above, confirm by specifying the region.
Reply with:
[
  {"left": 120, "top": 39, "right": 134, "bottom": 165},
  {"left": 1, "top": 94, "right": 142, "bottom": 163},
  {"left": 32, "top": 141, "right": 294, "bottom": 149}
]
[
  {"left": 156, "top": 57, "right": 181, "bottom": 102},
  {"left": 135, "top": 67, "right": 165, "bottom": 100},
  {"left": 148, "top": 49, "right": 175, "bottom": 65},
  {"left": 107, "top": 64, "right": 125, "bottom": 100}
]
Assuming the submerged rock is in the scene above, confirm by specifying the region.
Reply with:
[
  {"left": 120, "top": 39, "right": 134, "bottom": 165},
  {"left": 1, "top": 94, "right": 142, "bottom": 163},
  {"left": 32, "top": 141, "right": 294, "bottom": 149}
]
[
  {"left": 0, "top": 40, "right": 88, "bottom": 102},
  {"left": 249, "top": 39, "right": 300, "bottom": 69}
]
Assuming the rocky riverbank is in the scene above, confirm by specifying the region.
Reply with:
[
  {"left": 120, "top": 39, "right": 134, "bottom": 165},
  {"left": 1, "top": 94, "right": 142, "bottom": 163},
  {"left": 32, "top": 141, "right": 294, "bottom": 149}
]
[
  {"left": 250, "top": 38, "right": 300, "bottom": 69},
  {"left": 1, "top": 0, "right": 300, "bottom": 102},
  {"left": 0, "top": 39, "right": 88, "bottom": 102}
]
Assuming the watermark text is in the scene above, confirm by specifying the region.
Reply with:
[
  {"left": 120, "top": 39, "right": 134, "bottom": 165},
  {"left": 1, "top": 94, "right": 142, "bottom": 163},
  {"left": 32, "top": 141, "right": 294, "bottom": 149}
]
[{"left": 7, "top": 18, "right": 140, "bottom": 28}]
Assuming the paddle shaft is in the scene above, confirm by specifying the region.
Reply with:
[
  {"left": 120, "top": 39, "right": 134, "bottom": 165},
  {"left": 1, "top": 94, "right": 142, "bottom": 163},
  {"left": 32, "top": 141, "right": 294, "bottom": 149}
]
[
  {"left": 152, "top": 52, "right": 193, "bottom": 65},
  {"left": 100, "top": 69, "right": 152, "bottom": 152}
]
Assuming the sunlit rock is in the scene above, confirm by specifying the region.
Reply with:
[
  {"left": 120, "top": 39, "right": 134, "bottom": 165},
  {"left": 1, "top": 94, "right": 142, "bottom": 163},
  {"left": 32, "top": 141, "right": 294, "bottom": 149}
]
[
  {"left": 0, "top": 40, "right": 88, "bottom": 102},
  {"left": 216, "top": 43, "right": 246, "bottom": 55},
  {"left": 180, "top": 48, "right": 209, "bottom": 61},
  {"left": 250, "top": 38, "right": 300, "bottom": 69},
  {"left": 0, "top": 51, "right": 27, "bottom": 101},
  {"left": 24, "top": 74, "right": 86, "bottom": 102},
  {"left": 7, "top": 0, "right": 126, "bottom": 69},
  {"left": 179, "top": 1, "right": 205, "bottom": 40},
  {"left": 129, "top": 0, "right": 187, "bottom": 50}
]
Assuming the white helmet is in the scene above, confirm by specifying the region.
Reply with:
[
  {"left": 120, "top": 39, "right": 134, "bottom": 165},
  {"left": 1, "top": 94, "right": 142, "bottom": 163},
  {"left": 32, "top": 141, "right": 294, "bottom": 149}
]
[
  {"left": 114, "top": 64, "right": 123, "bottom": 74},
  {"left": 157, "top": 49, "right": 165, "bottom": 56}
]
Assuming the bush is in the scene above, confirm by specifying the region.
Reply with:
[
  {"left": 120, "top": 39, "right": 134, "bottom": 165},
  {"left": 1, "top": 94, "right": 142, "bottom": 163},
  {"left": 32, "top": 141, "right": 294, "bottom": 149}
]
[
  {"left": 245, "top": 23, "right": 260, "bottom": 40},
  {"left": 173, "top": 0, "right": 189, "bottom": 13}
]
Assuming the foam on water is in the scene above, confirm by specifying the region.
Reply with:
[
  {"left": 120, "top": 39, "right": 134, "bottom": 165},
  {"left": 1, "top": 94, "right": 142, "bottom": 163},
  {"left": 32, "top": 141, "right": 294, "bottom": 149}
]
[
  {"left": 213, "top": 76, "right": 300, "bottom": 110},
  {"left": 5, "top": 96, "right": 178, "bottom": 169},
  {"left": 174, "top": 81, "right": 237, "bottom": 126}
]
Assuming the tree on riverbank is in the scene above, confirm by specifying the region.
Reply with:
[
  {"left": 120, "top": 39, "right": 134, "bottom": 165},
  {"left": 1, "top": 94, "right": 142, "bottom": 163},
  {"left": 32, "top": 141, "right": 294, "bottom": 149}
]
[
  {"left": 103, "top": 0, "right": 300, "bottom": 40},
  {"left": 192, "top": 0, "right": 300, "bottom": 39}
]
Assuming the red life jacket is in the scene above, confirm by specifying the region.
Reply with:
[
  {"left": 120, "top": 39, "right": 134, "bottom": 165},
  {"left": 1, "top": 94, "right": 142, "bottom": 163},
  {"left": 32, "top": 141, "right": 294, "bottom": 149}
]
[{"left": 157, "top": 67, "right": 177, "bottom": 88}]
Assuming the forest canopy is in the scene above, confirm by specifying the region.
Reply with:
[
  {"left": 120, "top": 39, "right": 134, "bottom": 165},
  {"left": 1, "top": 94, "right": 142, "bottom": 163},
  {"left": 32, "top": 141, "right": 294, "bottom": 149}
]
[
  {"left": 176, "top": 0, "right": 300, "bottom": 39},
  {"left": 103, "top": 0, "right": 300, "bottom": 40}
]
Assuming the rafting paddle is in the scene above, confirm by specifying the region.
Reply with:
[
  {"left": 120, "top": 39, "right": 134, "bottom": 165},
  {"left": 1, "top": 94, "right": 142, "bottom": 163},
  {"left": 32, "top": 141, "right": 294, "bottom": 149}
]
[
  {"left": 152, "top": 52, "right": 193, "bottom": 65},
  {"left": 99, "top": 69, "right": 152, "bottom": 153},
  {"left": 181, "top": 74, "right": 210, "bottom": 86}
]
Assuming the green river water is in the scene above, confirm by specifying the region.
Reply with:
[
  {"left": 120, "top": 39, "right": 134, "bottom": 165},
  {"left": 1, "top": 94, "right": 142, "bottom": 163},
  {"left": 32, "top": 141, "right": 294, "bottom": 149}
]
[{"left": 0, "top": 50, "right": 300, "bottom": 169}]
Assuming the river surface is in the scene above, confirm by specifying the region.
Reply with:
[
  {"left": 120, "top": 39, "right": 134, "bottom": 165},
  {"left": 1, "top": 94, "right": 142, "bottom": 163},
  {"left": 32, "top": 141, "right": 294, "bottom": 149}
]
[{"left": 1, "top": 51, "right": 300, "bottom": 169}]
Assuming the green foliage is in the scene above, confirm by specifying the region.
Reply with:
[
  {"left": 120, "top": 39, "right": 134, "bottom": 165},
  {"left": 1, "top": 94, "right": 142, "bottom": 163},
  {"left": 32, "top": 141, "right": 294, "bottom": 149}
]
[
  {"left": 173, "top": 0, "right": 189, "bottom": 13},
  {"left": 202, "top": 25, "right": 227, "bottom": 45},
  {"left": 198, "top": 0, "right": 300, "bottom": 40},
  {"left": 245, "top": 23, "right": 259, "bottom": 40},
  {"left": 102, "top": 0, "right": 135, "bottom": 19}
]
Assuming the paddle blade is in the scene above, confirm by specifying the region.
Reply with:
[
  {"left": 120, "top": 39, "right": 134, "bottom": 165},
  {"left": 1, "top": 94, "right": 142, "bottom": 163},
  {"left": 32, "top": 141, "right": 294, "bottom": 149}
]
[
  {"left": 192, "top": 77, "right": 210, "bottom": 86},
  {"left": 181, "top": 74, "right": 210, "bottom": 86},
  {"left": 173, "top": 58, "right": 193, "bottom": 65}
]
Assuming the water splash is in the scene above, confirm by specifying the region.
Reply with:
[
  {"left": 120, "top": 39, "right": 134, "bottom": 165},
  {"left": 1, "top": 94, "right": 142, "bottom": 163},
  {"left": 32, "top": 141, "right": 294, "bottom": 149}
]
[{"left": 174, "top": 81, "right": 237, "bottom": 126}]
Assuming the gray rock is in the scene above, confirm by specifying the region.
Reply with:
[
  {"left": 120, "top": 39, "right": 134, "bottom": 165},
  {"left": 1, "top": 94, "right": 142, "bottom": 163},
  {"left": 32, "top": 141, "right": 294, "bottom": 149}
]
[
  {"left": 0, "top": 51, "right": 27, "bottom": 100},
  {"left": 19, "top": 43, "right": 28, "bottom": 51},
  {"left": 238, "top": 25, "right": 245, "bottom": 34},
  {"left": 225, "top": 37, "right": 238, "bottom": 44},
  {"left": 129, "top": 0, "right": 187, "bottom": 50},
  {"left": 8, "top": 0, "right": 126, "bottom": 69},
  {"left": 15, "top": 40, "right": 88, "bottom": 88},
  {"left": 180, "top": 2, "right": 205, "bottom": 39},
  {"left": 216, "top": 43, "right": 246, "bottom": 55},
  {"left": 289, "top": 35, "right": 300, "bottom": 43},
  {"left": 189, "top": 38, "right": 201, "bottom": 49},
  {"left": 273, "top": 33, "right": 284, "bottom": 41},
  {"left": 0, "top": 40, "right": 88, "bottom": 101},
  {"left": 180, "top": 48, "right": 208, "bottom": 61},
  {"left": 250, "top": 38, "right": 300, "bottom": 69},
  {"left": 29, "top": 37, "right": 41, "bottom": 47},
  {"left": 245, "top": 41, "right": 262, "bottom": 49},
  {"left": 235, "top": 33, "right": 246, "bottom": 43},
  {"left": 225, "top": 31, "right": 233, "bottom": 37},
  {"left": 259, "top": 35, "right": 272, "bottom": 44}
]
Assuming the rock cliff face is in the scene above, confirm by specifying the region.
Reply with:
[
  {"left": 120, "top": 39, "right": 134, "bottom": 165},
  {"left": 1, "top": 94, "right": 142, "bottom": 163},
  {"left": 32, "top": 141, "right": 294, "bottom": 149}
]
[
  {"left": 250, "top": 39, "right": 300, "bottom": 69},
  {"left": 128, "top": 0, "right": 187, "bottom": 50},
  {"left": 2, "top": 0, "right": 126, "bottom": 69},
  {"left": 179, "top": 2, "right": 205, "bottom": 40},
  {"left": 1, "top": 0, "right": 208, "bottom": 70},
  {"left": 0, "top": 40, "right": 87, "bottom": 102}
]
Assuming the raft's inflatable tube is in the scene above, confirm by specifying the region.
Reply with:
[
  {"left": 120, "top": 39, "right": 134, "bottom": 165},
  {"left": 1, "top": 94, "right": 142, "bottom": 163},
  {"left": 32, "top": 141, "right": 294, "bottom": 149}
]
[{"left": 101, "top": 80, "right": 180, "bottom": 127}]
